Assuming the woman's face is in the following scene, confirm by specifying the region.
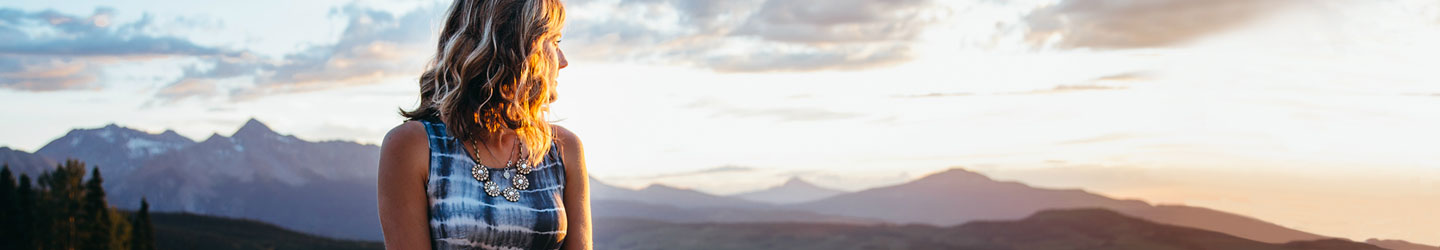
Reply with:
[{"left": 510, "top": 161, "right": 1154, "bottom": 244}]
[{"left": 548, "top": 36, "right": 568, "bottom": 70}]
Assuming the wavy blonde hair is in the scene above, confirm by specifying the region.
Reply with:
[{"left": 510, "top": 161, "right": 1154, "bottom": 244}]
[{"left": 402, "top": 0, "right": 566, "bottom": 164}]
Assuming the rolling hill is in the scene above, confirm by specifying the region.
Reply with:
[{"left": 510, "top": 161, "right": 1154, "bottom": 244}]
[
  {"left": 595, "top": 208, "right": 1386, "bottom": 250},
  {"left": 150, "top": 212, "right": 381, "bottom": 250},
  {"left": 785, "top": 168, "right": 1329, "bottom": 243}
]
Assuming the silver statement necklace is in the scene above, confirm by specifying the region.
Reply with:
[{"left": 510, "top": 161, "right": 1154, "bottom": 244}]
[{"left": 469, "top": 136, "right": 532, "bottom": 202}]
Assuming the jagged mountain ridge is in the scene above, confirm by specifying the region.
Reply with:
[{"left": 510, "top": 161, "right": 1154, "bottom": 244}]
[
  {"left": 35, "top": 123, "right": 195, "bottom": 179},
  {"left": 31, "top": 118, "right": 382, "bottom": 240}
]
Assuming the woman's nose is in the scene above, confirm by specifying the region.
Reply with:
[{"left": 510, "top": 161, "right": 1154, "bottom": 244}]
[{"left": 558, "top": 49, "right": 569, "bottom": 69}]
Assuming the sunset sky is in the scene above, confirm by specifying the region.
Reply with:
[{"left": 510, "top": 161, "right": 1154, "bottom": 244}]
[{"left": 3, "top": 0, "right": 1439, "bottom": 245}]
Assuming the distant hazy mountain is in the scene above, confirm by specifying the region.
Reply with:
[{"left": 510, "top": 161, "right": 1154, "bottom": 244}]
[
  {"left": 1366, "top": 239, "right": 1440, "bottom": 250},
  {"left": 786, "top": 168, "right": 1150, "bottom": 224},
  {"left": 595, "top": 208, "right": 1385, "bottom": 250},
  {"left": 0, "top": 146, "right": 56, "bottom": 176},
  {"left": 731, "top": 176, "right": 845, "bottom": 204},
  {"left": 36, "top": 123, "right": 195, "bottom": 179},
  {"left": 593, "top": 199, "right": 881, "bottom": 225},
  {"left": 150, "top": 212, "right": 381, "bottom": 250},
  {"left": 590, "top": 177, "right": 770, "bottom": 208},
  {"left": 785, "top": 168, "right": 1329, "bottom": 244},
  {"left": 33, "top": 119, "right": 382, "bottom": 241},
  {"left": 589, "top": 177, "right": 881, "bottom": 225}
]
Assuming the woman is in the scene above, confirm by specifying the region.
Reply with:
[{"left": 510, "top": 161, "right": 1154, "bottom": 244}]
[{"left": 377, "top": 0, "right": 590, "bottom": 249}]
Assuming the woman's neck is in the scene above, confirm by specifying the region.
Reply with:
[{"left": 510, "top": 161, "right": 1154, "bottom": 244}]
[{"left": 469, "top": 128, "right": 524, "bottom": 165}]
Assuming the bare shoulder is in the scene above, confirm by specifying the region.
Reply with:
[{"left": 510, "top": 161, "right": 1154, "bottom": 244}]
[
  {"left": 550, "top": 125, "right": 585, "bottom": 172},
  {"left": 380, "top": 120, "right": 429, "bottom": 176},
  {"left": 383, "top": 121, "right": 428, "bottom": 153},
  {"left": 376, "top": 120, "right": 432, "bottom": 249},
  {"left": 551, "top": 124, "right": 582, "bottom": 150}
]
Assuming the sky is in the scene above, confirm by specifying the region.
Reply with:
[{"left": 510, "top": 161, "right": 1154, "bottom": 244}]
[{"left": 3, "top": 0, "right": 1440, "bottom": 245}]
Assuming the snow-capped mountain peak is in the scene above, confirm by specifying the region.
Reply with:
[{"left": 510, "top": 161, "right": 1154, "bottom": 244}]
[{"left": 36, "top": 123, "right": 197, "bottom": 178}]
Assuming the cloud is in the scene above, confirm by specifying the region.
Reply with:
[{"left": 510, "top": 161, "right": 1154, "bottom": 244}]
[
  {"left": 733, "top": 0, "right": 932, "bottom": 44},
  {"left": 565, "top": 0, "right": 941, "bottom": 72},
  {"left": 0, "top": 8, "right": 230, "bottom": 56},
  {"left": 6, "top": 0, "right": 945, "bottom": 100},
  {"left": 0, "top": 7, "right": 239, "bottom": 92},
  {"left": 0, "top": 57, "right": 98, "bottom": 91},
  {"left": 0, "top": 5, "right": 436, "bottom": 102},
  {"left": 1023, "top": 0, "right": 1297, "bottom": 49},
  {"left": 703, "top": 44, "right": 912, "bottom": 72},
  {"left": 154, "top": 4, "right": 436, "bottom": 102}
]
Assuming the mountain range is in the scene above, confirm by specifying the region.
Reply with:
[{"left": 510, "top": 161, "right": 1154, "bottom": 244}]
[
  {"left": 3, "top": 120, "right": 1437, "bottom": 249},
  {"left": 782, "top": 168, "right": 1330, "bottom": 244},
  {"left": 595, "top": 208, "right": 1389, "bottom": 250},
  {"left": 35, "top": 124, "right": 196, "bottom": 180},
  {"left": 3, "top": 119, "right": 381, "bottom": 240},
  {"left": 581, "top": 168, "right": 1337, "bottom": 244}
]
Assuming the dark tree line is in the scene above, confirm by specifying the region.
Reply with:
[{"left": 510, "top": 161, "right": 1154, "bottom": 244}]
[{"left": 1, "top": 160, "right": 156, "bottom": 250}]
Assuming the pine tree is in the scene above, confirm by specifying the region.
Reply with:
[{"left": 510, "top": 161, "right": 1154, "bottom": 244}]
[
  {"left": 16, "top": 174, "right": 37, "bottom": 250},
  {"left": 1, "top": 165, "right": 15, "bottom": 210},
  {"left": 1, "top": 165, "right": 17, "bottom": 250},
  {"left": 130, "top": 198, "right": 156, "bottom": 250},
  {"left": 5, "top": 160, "right": 146, "bottom": 250},
  {"left": 83, "top": 167, "right": 113, "bottom": 249},
  {"left": 39, "top": 159, "right": 88, "bottom": 249}
]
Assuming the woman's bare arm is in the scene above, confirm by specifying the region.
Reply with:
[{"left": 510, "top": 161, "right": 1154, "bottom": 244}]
[
  {"left": 378, "top": 121, "right": 433, "bottom": 250},
  {"left": 555, "top": 126, "right": 593, "bottom": 250}
]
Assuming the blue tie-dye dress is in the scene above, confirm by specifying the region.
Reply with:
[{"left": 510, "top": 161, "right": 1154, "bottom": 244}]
[{"left": 419, "top": 117, "right": 567, "bottom": 250}]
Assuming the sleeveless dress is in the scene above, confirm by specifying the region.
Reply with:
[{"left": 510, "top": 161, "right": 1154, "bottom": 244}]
[{"left": 419, "top": 117, "right": 568, "bottom": 250}]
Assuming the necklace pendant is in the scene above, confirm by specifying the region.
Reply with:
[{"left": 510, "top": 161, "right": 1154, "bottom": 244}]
[
  {"left": 502, "top": 187, "right": 520, "bottom": 202},
  {"left": 471, "top": 164, "right": 489, "bottom": 182},
  {"left": 517, "top": 161, "right": 532, "bottom": 174},
  {"left": 512, "top": 174, "right": 529, "bottom": 189},
  {"left": 483, "top": 181, "right": 502, "bottom": 197}
]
